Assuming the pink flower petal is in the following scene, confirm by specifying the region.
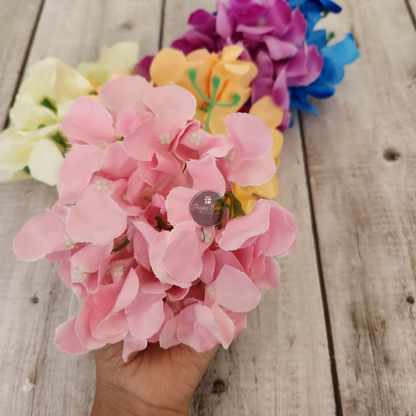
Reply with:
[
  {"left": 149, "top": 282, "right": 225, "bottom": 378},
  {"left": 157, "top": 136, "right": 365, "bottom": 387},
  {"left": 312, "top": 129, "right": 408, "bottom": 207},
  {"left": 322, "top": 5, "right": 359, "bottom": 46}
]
[
  {"left": 99, "top": 76, "right": 152, "bottom": 115},
  {"left": 71, "top": 242, "right": 113, "bottom": 273},
  {"left": 133, "top": 220, "right": 159, "bottom": 270},
  {"left": 252, "top": 256, "right": 281, "bottom": 289},
  {"left": 75, "top": 297, "right": 106, "bottom": 349},
  {"left": 257, "top": 200, "right": 297, "bottom": 257},
  {"left": 14, "top": 211, "right": 67, "bottom": 261},
  {"left": 177, "top": 304, "right": 221, "bottom": 352},
  {"left": 216, "top": 203, "right": 270, "bottom": 251},
  {"left": 187, "top": 155, "right": 226, "bottom": 195},
  {"left": 210, "top": 303, "right": 234, "bottom": 348},
  {"left": 126, "top": 292, "right": 165, "bottom": 339},
  {"left": 165, "top": 187, "right": 197, "bottom": 226},
  {"left": 136, "top": 265, "right": 172, "bottom": 293},
  {"left": 211, "top": 265, "right": 261, "bottom": 313},
  {"left": 67, "top": 187, "right": 127, "bottom": 245},
  {"left": 122, "top": 333, "right": 147, "bottom": 362},
  {"left": 162, "top": 221, "right": 204, "bottom": 284},
  {"left": 225, "top": 113, "right": 272, "bottom": 159},
  {"left": 200, "top": 249, "right": 215, "bottom": 284},
  {"left": 55, "top": 317, "right": 90, "bottom": 354},
  {"left": 143, "top": 85, "right": 196, "bottom": 131},
  {"left": 61, "top": 97, "right": 116, "bottom": 146},
  {"left": 58, "top": 144, "right": 104, "bottom": 191},
  {"left": 159, "top": 315, "right": 181, "bottom": 349},
  {"left": 228, "top": 153, "right": 276, "bottom": 186},
  {"left": 99, "top": 142, "right": 137, "bottom": 181}
]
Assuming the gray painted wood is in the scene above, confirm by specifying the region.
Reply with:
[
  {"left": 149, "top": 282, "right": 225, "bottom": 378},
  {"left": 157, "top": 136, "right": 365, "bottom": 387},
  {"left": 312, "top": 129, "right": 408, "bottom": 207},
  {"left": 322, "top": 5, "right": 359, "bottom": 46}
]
[
  {"left": 302, "top": 0, "right": 416, "bottom": 414},
  {"left": 163, "top": 2, "right": 336, "bottom": 415},
  {"left": 0, "top": 1, "right": 162, "bottom": 415},
  {"left": 0, "top": 0, "right": 44, "bottom": 126}
]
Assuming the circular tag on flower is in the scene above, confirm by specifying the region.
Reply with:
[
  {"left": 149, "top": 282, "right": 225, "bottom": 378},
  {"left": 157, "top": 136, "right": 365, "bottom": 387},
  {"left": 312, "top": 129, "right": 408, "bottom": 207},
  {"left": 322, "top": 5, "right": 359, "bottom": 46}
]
[{"left": 189, "top": 190, "right": 226, "bottom": 227}]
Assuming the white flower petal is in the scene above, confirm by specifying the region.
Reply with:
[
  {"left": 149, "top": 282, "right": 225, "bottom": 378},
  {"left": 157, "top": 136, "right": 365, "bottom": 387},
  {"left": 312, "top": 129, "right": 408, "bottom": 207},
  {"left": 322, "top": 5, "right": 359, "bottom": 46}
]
[{"left": 27, "top": 138, "right": 64, "bottom": 186}]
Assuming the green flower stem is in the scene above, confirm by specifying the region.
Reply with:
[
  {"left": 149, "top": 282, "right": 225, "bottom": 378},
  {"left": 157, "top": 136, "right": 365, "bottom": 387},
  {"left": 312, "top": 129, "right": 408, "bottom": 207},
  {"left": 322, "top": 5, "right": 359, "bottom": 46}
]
[
  {"left": 214, "top": 94, "right": 241, "bottom": 108},
  {"left": 188, "top": 68, "right": 241, "bottom": 132},
  {"left": 188, "top": 69, "right": 210, "bottom": 103},
  {"left": 112, "top": 239, "right": 130, "bottom": 253},
  {"left": 205, "top": 76, "right": 220, "bottom": 132}
]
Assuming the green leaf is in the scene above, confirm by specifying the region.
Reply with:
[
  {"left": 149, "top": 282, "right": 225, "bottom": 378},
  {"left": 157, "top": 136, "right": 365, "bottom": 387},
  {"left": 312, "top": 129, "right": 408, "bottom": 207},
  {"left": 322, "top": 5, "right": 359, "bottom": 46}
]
[
  {"left": 327, "top": 31, "right": 335, "bottom": 44},
  {"left": 40, "top": 98, "right": 57, "bottom": 113},
  {"left": 23, "top": 166, "right": 30, "bottom": 175},
  {"left": 51, "top": 133, "right": 68, "bottom": 150}
]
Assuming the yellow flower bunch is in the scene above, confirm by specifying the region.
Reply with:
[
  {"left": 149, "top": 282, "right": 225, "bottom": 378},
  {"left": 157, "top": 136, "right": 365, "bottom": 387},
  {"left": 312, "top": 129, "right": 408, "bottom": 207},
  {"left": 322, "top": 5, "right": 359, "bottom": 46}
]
[
  {"left": 149, "top": 45, "right": 284, "bottom": 213},
  {"left": 0, "top": 42, "right": 139, "bottom": 185}
]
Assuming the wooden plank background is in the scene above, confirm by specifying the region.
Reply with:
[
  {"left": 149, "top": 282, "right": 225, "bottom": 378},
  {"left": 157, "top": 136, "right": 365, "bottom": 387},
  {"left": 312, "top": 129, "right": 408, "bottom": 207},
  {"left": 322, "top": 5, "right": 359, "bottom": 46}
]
[{"left": 0, "top": 0, "right": 415, "bottom": 415}]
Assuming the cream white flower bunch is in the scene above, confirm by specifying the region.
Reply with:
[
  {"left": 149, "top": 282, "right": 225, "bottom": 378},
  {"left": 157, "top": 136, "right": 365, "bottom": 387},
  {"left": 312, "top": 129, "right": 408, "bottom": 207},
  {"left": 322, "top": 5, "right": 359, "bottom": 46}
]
[{"left": 0, "top": 42, "right": 139, "bottom": 185}]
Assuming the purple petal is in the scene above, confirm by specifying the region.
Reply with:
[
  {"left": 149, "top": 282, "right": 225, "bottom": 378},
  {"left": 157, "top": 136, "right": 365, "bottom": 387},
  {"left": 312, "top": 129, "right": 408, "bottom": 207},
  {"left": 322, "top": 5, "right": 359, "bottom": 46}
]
[
  {"left": 134, "top": 56, "right": 153, "bottom": 81},
  {"left": 254, "top": 51, "right": 274, "bottom": 81},
  {"left": 267, "top": 0, "right": 292, "bottom": 37},
  {"left": 264, "top": 35, "right": 298, "bottom": 61},
  {"left": 287, "top": 44, "right": 323, "bottom": 87},
  {"left": 281, "top": 8, "right": 307, "bottom": 45},
  {"left": 272, "top": 68, "right": 290, "bottom": 110},
  {"left": 216, "top": 2, "right": 235, "bottom": 40},
  {"left": 252, "top": 78, "right": 274, "bottom": 103}
]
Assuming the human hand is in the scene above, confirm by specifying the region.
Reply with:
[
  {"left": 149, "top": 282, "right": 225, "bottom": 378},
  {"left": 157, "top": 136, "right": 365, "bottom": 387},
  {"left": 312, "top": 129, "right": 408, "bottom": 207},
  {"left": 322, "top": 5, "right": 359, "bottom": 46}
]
[{"left": 90, "top": 342, "right": 219, "bottom": 416}]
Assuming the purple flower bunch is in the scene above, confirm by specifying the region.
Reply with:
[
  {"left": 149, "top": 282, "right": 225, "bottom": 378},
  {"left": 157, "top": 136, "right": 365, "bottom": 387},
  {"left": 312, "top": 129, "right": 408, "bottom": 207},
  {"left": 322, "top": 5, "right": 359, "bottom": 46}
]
[{"left": 137, "top": 0, "right": 359, "bottom": 130}]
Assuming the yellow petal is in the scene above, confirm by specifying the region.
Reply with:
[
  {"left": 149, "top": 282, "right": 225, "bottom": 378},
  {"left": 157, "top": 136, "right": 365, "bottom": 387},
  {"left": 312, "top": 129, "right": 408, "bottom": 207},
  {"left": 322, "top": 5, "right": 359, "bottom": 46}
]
[
  {"left": 233, "top": 183, "right": 256, "bottom": 196},
  {"left": 249, "top": 95, "right": 283, "bottom": 129},
  {"left": 150, "top": 48, "right": 187, "bottom": 86},
  {"left": 221, "top": 45, "right": 244, "bottom": 63},
  {"left": 209, "top": 84, "right": 252, "bottom": 135},
  {"left": 253, "top": 176, "right": 279, "bottom": 200},
  {"left": 271, "top": 129, "right": 284, "bottom": 159},
  {"left": 223, "top": 63, "right": 250, "bottom": 76}
]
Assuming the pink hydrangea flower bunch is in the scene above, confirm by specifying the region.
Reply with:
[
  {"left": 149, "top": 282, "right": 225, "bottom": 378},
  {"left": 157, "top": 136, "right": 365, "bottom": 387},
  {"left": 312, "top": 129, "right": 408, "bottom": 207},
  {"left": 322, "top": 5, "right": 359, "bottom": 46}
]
[{"left": 14, "top": 76, "right": 297, "bottom": 360}]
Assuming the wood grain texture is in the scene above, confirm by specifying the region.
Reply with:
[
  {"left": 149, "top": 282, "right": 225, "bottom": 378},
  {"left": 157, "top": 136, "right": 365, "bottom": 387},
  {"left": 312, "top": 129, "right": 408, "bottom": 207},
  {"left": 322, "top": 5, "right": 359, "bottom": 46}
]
[
  {"left": 164, "top": 2, "right": 336, "bottom": 415},
  {"left": 0, "top": 1, "right": 162, "bottom": 415},
  {"left": 302, "top": 0, "right": 416, "bottom": 415},
  {"left": 0, "top": 0, "right": 44, "bottom": 126}
]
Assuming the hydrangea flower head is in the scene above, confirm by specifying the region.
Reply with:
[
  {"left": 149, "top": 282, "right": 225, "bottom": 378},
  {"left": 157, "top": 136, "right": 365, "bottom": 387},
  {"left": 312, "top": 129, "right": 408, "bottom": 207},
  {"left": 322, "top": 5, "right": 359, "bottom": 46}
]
[{"left": 14, "top": 75, "right": 297, "bottom": 359}]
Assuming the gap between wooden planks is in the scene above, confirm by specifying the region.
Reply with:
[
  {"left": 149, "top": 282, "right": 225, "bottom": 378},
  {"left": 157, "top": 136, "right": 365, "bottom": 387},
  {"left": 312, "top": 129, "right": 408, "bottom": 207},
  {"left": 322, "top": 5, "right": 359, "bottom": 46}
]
[
  {"left": 0, "top": 0, "right": 45, "bottom": 128},
  {"left": 0, "top": 1, "right": 163, "bottom": 415},
  {"left": 301, "top": 0, "right": 416, "bottom": 414},
  {"left": 163, "top": 1, "right": 335, "bottom": 416}
]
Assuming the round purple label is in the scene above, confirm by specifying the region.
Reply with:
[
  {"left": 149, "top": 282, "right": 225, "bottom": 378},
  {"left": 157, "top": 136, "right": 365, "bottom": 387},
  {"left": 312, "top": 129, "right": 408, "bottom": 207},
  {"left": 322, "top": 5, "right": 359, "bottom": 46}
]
[{"left": 189, "top": 190, "right": 226, "bottom": 227}]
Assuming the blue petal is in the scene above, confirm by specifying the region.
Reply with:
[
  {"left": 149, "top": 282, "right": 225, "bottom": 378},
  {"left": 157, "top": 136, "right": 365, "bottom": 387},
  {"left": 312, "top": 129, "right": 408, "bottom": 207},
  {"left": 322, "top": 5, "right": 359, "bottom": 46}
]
[
  {"left": 320, "top": 0, "right": 342, "bottom": 13},
  {"left": 306, "top": 79, "right": 335, "bottom": 98},
  {"left": 321, "top": 56, "right": 345, "bottom": 85},
  {"left": 299, "top": 3, "right": 323, "bottom": 33},
  {"left": 289, "top": 88, "right": 319, "bottom": 115},
  {"left": 287, "top": 0, "right": 306, "bottom": 7},
  {"left": 321, "top": 34, "right": 360, "bottom": 66},
  {"left": 307, "top": 29, "right": 327, "bottom": 49}
]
